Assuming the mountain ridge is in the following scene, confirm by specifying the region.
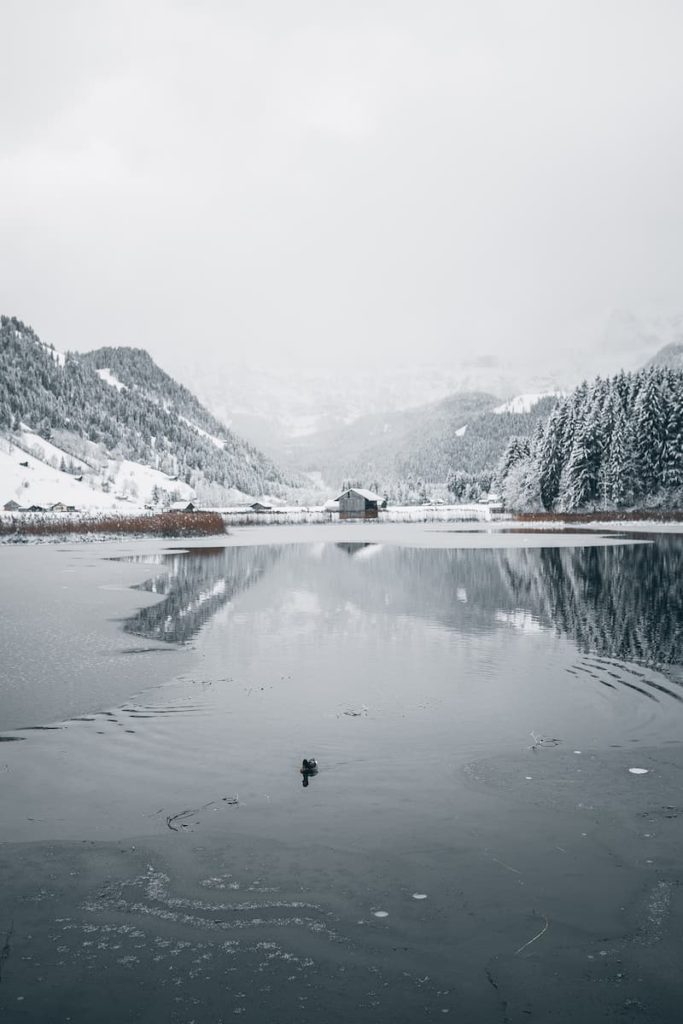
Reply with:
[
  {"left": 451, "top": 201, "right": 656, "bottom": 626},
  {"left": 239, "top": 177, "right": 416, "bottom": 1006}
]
[{"left": 0, "top": 317, "right": 299, "bottom": 506}]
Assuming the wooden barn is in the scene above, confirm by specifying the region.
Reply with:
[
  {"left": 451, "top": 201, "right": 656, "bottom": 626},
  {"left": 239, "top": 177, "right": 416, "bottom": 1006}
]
[
  {"left": 168, "top": 500, "right": 198, "bottom": 512},
  {"left": 335, "top": 488, "right": 385, "bottom": 519},
  {"left": 250, "top": 501, "right": 273, "bottom": 512},
  {"left": 3, "top": 500, "right": 21, "bottom": 512}
]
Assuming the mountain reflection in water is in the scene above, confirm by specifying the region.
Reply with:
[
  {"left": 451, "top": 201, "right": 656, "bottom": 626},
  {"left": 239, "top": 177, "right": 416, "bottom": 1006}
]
[{"left": 119, "top": 537, "right": 683, "bottom": 674}]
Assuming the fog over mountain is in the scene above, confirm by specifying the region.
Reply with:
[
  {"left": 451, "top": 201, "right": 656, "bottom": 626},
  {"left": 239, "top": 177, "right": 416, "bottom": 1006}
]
[{"left": 2, "top": 1, "right": 683, "bottom": 394}]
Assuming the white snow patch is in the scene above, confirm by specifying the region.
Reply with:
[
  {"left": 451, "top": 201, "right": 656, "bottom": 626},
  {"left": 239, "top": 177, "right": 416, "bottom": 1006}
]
[
  {"left": 96, "top": 368, "right": 127, "bottom": 392},
  {"left": 455, "top": 424, "right": 467, "bottom": 437},
  {"left": 179, "top": 416, "right": 225, "bottom": 449},
  {"left": 493, "top": 392, "right": 561, "bottom": 414},
  {"left": 628, "top": 768, "right": 649, "bottom": 775}
]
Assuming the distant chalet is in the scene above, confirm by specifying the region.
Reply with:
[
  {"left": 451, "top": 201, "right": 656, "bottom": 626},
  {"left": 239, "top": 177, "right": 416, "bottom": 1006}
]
[
  {"left": 335, "top": 488, "right": 385, "bottom": 519},
  {"left": 168, "top": 500, "right": 198, "bottom": 512},
  {"left": 3, "top": 500, "right": 21, "bottom": 511},
  {"left": 250, "top": 501, "right": 273, "bottom": 512}
]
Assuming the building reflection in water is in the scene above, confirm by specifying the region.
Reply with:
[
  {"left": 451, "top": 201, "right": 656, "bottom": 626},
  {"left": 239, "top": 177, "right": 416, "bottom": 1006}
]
[{"left": 118, "top": 537, "right": 683, "bottom": 677}]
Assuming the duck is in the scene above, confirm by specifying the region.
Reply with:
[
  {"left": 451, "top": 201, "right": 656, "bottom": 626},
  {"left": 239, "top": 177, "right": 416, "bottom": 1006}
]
[{"left": 300, "top": 758, "right": 318, "bottom": 773}]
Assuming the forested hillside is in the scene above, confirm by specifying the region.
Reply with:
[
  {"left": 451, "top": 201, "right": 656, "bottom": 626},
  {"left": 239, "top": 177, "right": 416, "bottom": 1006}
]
[
  {"left": 0, "top": 317, "right": 297, "bottom": 503},
  {"left": 499, "top": 367, "right": 683, "bottom": 511},
  {"left": 284, "top": 391, "right": 556, "bottom": 500}
]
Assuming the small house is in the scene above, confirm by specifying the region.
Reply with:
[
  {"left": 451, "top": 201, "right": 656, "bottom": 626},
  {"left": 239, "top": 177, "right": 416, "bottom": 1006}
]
[
  {"left": 250, "top": 501, "right": 273, "bottom": 512},
  {"left": 26, "top": 504, "right": 46, "bottom": 513},
  {"left": 3, "top": 500, "right": 21, "bottom": 512},
  {"left": 50, "top": 502, "right": 69, "bottom": 512},
  {"left": 335, "top": 488, "right": 385, "bottom": 519},
  {"left": 168, "top": 500, "right": 197, "bottom": 512}
]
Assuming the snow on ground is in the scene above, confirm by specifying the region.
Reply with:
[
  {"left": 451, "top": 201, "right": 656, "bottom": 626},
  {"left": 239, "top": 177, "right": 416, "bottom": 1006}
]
[
  {"left": 455, "top": 424, "right": 467, "bottom": 437},
  {"left": 1, "top": 433, "right": 195, "bottom": 511},
  {"left": 104, "top": 458, "right": 195, "bottom": 504},
  {"left": 216, "top": 522, "right": 645, "bottom": 549},
  {"left": 96, "top": 367, "right": 127, "bottom": 391},
  {"left": 574, "top": 519, "right": 683, "bottom": 534},
  {"left": 493, "top": 392, "right": 561, "bottom": 414},
  {"left": 0, "top": 436, "right": 122, "bottom": 510},
  {"left": 179, "top": 416, "right": 225, "bottom": 449},
  {"left": 16, "top": 428, "right": 91, "bottom": 472}
]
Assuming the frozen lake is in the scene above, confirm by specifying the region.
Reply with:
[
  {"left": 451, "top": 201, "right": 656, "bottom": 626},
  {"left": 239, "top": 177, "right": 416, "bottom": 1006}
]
[{"left": 1, "top": 523, "right": 682, "bottom": 1022}]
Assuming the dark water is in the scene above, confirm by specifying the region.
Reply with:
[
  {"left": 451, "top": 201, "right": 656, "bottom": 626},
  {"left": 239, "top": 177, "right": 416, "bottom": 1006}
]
[{"left": 2, "top": 532, "right": 683, "bottom": 1023}]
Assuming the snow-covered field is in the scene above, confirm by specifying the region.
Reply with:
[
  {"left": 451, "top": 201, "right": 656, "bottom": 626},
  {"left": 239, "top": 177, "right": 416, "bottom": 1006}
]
[{"left": 0, "top": 430, "right": 195, "bottom": 511}]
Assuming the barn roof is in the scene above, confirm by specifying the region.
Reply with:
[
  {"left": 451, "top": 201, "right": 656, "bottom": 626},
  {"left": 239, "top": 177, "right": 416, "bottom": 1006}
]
[{"left": 334, "top": 488, "right": 383, "bottom": 503}]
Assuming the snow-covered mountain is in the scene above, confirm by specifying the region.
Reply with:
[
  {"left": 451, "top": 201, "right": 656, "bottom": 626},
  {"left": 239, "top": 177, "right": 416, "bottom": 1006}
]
[
  {"left": 0, "top": 316, "right": 300, "bottom": 509},
  {"left": 644, "top": 342, "right": 683, "bottom": 371},
  {"left": 178, "top": 359, "right": 568, "bottom": 455},
  {"left": 274, "top": 391, "right": 560, "bottom": 495}
]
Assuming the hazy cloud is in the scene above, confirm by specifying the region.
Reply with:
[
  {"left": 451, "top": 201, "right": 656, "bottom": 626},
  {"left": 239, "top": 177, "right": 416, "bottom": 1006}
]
[{"left": 1, "top": 0, "right": 682, "bottom": 379}]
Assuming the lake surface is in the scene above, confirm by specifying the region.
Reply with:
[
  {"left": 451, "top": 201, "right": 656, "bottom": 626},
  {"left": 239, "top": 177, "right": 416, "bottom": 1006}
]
[{"left": 1, "top": 525, "right": 683, "bottom": 1022}]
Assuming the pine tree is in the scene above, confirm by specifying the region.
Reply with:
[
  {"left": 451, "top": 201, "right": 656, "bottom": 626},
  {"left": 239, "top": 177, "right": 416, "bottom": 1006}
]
[
  {"left": 633, "top": 369, "right": 666, "bottom": 499},
  {"left": 563, "top": 410, "right": 602, "bottom": 510},
  {"left": 538, "top": 402, "right": 569, "bottom": 510}
]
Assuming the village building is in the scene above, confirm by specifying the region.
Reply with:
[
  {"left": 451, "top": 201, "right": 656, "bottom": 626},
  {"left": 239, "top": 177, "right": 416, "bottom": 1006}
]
[
  {"left": 168, "top": 500, "right": 198, "bottom": 512},
  {"left": 249, "top": 501, "right": 273, "bottom": 512},
  {"left": 3, "top": 500, "right": 21, "bottom": 512},
  {"left": 335, "top": 488, "right": 385, "bottom": 519}
]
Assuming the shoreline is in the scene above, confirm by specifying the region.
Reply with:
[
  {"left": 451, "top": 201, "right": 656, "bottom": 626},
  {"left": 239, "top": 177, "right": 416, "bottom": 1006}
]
[{"left": 2, "top": 506, "right": 682, "bottom": 544}]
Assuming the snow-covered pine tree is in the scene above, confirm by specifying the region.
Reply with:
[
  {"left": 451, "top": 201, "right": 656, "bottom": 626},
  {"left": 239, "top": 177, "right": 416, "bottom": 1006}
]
[
  {"left": 497, "top": 435, "right": 532, "bottom": 483},
  {"left": 538, "top": 401, "right": 569, "bottom": 510},
  {"left": 562, "top": 401, "right": 603, "bottom": 510},
  {"left": 632, "top": 368, "right": 666, "bottom": 500},
  {"left": 605, "top": 401, "right": 632, "bottom": 507},
  {"left": 662, "top": 370, "right": 683, "bottom": 490}
]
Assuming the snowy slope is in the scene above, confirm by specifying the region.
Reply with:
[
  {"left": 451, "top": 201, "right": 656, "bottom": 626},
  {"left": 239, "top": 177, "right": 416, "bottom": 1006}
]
[
  {"left": 16, "top": 428, "right": 91, "bottom": 472},
  {"left": 0, "top": 433, "right": 195, "bottom": 510},
  {"left": 103, "top": 458, "right": 195, "bottom": 504},
  {"left": 0, "top": 437, "right": 122, "bottom": 510}
]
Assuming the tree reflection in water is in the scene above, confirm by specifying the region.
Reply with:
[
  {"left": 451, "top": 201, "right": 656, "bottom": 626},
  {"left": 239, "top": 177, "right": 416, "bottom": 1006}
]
[
  {"left": 118, "top": 536, "right": 682, "bottom": 674},
  {"left": 120, "top": 546, "right": 284, "bottom": 644}
]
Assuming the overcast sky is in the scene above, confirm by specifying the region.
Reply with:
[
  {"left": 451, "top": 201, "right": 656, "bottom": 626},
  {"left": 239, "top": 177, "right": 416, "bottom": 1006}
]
[{"left": 1, "top": 0, "right": 682, "bottom": 379}]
